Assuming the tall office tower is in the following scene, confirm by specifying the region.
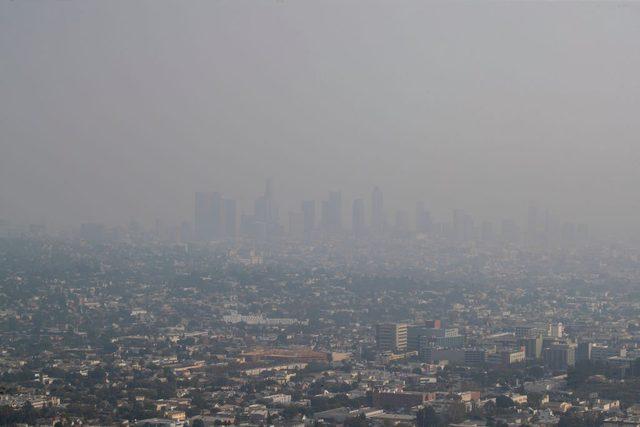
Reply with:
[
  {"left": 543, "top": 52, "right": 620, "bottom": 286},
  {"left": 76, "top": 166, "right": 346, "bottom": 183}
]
[
  {"left": 543, "top": 343, "right": 576, "bottom": 370},
  {"left": 253, "top": 179, "right": 279, "bottom": 239},
  {"left": 254, "top": 196, "right": 267, "bottom": 224},
  {"left": 544, "top": 209, "right": 553, "bottom": 235},
  {"left": 371, "top": 186, "right": 384, "bottom": 233},
  {"left": 576, "top": 223, "right": 589, "bottom": 241},
  {"left": 222, "top": 198, "right": 237, "bottom": 239},
  {"left": 407, "top": 325, "right": 427, "bottom": 352},
  {"left": 452, "top": 209, "right": 463, "bottom": 241},
  {"left": 395, "top": 210, "right": 409, "bottom": 234},
  {"left": 327, "top": 191, "right": 342, "bottom": 232},
  {"left": 195, "top": 192, "right": 222, "bottom": 241},
  {"left": 352, "top": 198, "right": 366, "bottom": 237},
  {"left": 519, "top": 335, "right": 543, "bottom": 359},
  {"left": 209, "top": 193, "right": 223, "bottom": 238},
  {"left": 376, "top": 323, "right": 408, "bottom": 353},
  {"left": 453, "top": 209, "right": 474, "bottom": 242},
  {"left": 561, "top": 222, "right": 576, "bottom": 243},
  {"left": 240, "top": 213, "right": 256, "bottom": 239},
  {"left": 302, "top": 200, "right": 316, "bottom": 235},
  {"left": 195, "top": 192, "right": 211, "bottom": 241},
  {"left": 264, "top": 178, "right": 277, "bottom": 225},
  {"left": 481, "top": 220, "right": 494, "bottom": 242},
  {"left": 576, "top": 341, "right": 593, "bottom": 362},
  {"left": 415, "top": 202, "right": 432, "bottom": 233},
  {"left": 288, "top": 212, "right": 304, "bottom": 238},
  {"left": 548, "top": 322, "right": 564, "bottom": 338},
  {"left": 320, "top": 200, "right": 330, "bottom": 230}
]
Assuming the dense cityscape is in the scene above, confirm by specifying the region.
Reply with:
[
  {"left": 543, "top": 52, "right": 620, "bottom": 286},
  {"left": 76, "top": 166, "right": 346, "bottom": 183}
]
[
  {"left": 4, "top": 1, "right": 640, "bottom": 426},
  {"left": 2, "top": 182, "right": 640, "bottom": 426}
]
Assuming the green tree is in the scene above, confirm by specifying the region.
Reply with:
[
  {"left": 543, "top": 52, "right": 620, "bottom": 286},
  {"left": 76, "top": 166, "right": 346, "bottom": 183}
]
[
  {"left": 495, "top": 395, "right": 515, "bottom": 409},
  {"left": 344, "top": 413, "right": 368, "bottom": 427},
  {"left": 417, "top": 406, "right": 440, "bottom": 427},
  {"left": 446, "top": 401, "right": 467, "bottom": 424},
  {"left": 526, "top": 392, "right": 543, "bottom": 409}
]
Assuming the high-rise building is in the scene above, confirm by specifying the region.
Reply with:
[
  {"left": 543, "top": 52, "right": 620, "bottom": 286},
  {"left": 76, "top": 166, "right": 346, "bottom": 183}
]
[
  {"left": 254, "top": 179, "right": 279, "bottom": 239},
  {"left": 195, "top": 192, "right": 222, "bottom": 241},
  {"left": 577, "top": 342, "right": 592, "bottom": 362},
  {"left": 288, "top": 212, "right": 304, "bottom": 238},
  {"left": 562, "top": 222, "right": 576, "bottom": 243},
  {"left": 376, "top": 323, "right": 408, "bottom": 353},
  {"left": 264, "top": 178, "right": 277, "bottom": 226},
  {"left": 416, "top": 202, "right": 432, "bottom": 233},
  {"left": 543, "top": 343, "right": 576, "bottom": 370},
  {"left": 352, "top": 198, "right": 365, "bottom": 237},
  {"left": 548, "top": 322, "right": 564, "bottom": 338},
  {"left": 222, "top": 198, "right": 237, "bottom": 239},
  {"left": 327, "top": 191, "right": 342, "bottom": 232},
  {"left": 371, "top": 186, "right": 384, "bottom": 233},
  {"left": 519, "top": 335, "right": 543, "bottom": 359},
  {"left": 320, "top": 200, "right": 330, "bottom": 230},
  {"left": 453, "top": 210, "right": 474, "bottom": 242},
  {"left": 515, "top": 326, "right": 538, "bottom": 338},
  {"left": 407, "top": 324, "right": 464, "bottom": 353}
]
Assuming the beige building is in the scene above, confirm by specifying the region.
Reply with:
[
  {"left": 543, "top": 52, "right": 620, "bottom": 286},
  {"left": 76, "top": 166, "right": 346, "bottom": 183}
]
[{"left": 376, "top": 323, "right": 408, "bottom": 352}]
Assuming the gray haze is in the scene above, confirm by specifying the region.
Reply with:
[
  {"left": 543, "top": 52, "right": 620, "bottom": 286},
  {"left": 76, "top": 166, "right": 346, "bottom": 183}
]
[{"left": 2, "top": 1, "right": 640, "bottom": 234}]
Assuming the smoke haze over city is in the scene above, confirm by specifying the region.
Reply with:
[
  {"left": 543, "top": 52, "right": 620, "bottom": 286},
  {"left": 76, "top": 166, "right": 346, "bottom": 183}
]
[
  {"left": 2, "top": 1, "right": 640, "bottom": 236},
  {"left": 7, "top": 2, "right": 640, "bottom": 426}
]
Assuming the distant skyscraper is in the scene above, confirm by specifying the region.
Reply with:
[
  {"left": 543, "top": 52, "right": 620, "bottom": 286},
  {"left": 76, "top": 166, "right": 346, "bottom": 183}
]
[
  {"left": 352, "top": 198, "right": 365, "bottom": 237},
  {"left": 453, "top": 209, "right": 474, "bottom": 242},
  {"left": 320, "top": 200, "right": 330, "bottom": 230},
  {"left": 576, "top": 223, "right": 589, "bottom": 241},
  {"left": 288, "top": 211, "right": 304, "bottom": 238},
  {"left": 195, "top": 192, "right": 222, "bottom": 241},
  {"left": 371, "top": 186, "right": 384, "bottom": 233},
  {"left": 255, "top": 196, "right": 267, "bottom": 223},
  {"left": 254, "top": 179, "right": 279, "bottom": 239},
  {"left": 327, "top": 191, "right": 342, "bottom": 232},
  {"left": 264, "top": 178, "right": 277, "bottom": 225},
  {"left": 415, "top": 202, "right": 432, "bottom": 233},
  {"left": 452, "top": 209, "right": 463, "bottom": 241},
  {"left": 195, "top": 192, "right": 212, "bottom": 241},
  {"left": 561, "top": 222, "right": 576, "bottom": 243},
  {"left": 223, "top": 198, "right": 237, "bottom": 239},
  {"left": 302, "top": 200, "right": 316, "bottom": 235}
]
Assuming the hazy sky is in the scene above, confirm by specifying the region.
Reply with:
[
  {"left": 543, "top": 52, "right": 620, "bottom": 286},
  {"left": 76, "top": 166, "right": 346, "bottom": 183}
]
[{"left": 2, "top": 1, "right": 640, "bottom": 233}]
